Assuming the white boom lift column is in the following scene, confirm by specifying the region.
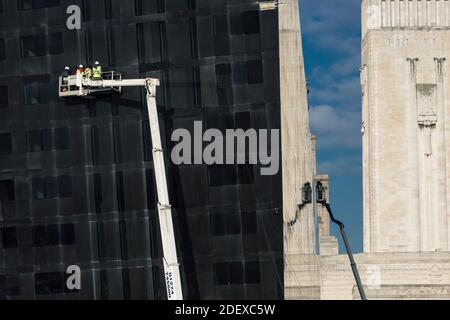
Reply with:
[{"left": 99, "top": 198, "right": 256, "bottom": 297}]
[{"left": 59, "top": 73, "right": 183, "bottom": 300}]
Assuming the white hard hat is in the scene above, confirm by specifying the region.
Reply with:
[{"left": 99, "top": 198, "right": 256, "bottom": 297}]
[
  {"left": 95, "top": 61, "right": 100, "bottom": 65},
  {"left": 65, "top": 66, "right": 70, "bottom": 70},
  {"left": 79, "top": 64, "right": 84, "bottom": 68}
]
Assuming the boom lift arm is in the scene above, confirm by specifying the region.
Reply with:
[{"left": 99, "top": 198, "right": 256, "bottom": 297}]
[{"left": 59, "top": 74, "right": 183, "bottom": 300}]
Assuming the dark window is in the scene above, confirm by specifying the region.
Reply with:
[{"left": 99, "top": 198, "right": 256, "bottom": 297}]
[
  {"left": 84, "top": 30, "right": 93, "bottom": 64},
  {"left": 0, "top": 38, "right": 5, "bottom": 60},
  {"left": 18, "top": 0, "right": 33, "bottom": 10},
  {"left": 19, "top": 0, "right": 60, "bottom": 10},
  {"left": 1, "top": 227, "right": 18, "bottom": 249},
  {"left": 228, "top": 212, "right": 241, "bottom": 235},
  {"left": 27, "top": 130, "right": 42, "bottom": 152},
  {"left": 20, "top": 34, "right": 47, "bottom": 57},
  {"left": 244, "top": 11, "right": 260, "bottom": 34},
  {"left": 213, "top": 15, "right": 228, "bottom": 36},
  {"left": 0, "top": 86, "right": 7, "bottom": 108},
  {"left": 93, "top": 174, "right": 103, "bottom": 214},
  {"left": 91, "top": 125, "right": 99, "bottom": 165},
  {"left": 208, "top": 165, "right": 237, "bottom": 187},
  {"left": 247, "top": 60, "right": 264, "bottom": 84},
  {"left": 100, "top": 270, "right": 109, "bottom": 299},
  {"left": 0, "top": 276, "right": 4, "bottom": 298},
  {"left": 242, "top": 211, "right": 257, "bottom": 234},
  {"left": 0, "top": 180, "right": 15, "bottom": 202},
  {"left": 116, "top": 172, "right": 125, "bottom": 212},
  {"left": 97, "top": 222, "right": 106, "bottom": 260},
  {"left": 106, "top": 27, "right": 116, "bottom": 66},
  {"left": 113, "top": 123, "right": 122, "bottom": 164},
  {"left": 136, "top": 21, "right": 167, "bottom": 63},
  {"left": 31, "top": 178, "right": 45, "bottom": 200},
  {"left": 0, "top": 133, "right": 12, "bottom": 155},
  {"left": 23, "top": 83, "right": 40, "bottom": 105},
  {"left": 60, "top": 224, "right": 76, "bottom": 245},
  {"left": 34, "top": 0, "right": 60, "bottom": 9},
  {"left": 134, "top": 0, "right": 142, "bottom": 15},
  {"left": 189, "top": 18, "right": 198, "bottom": 58},
  {"left": 145, "top": 169, "right": 156, "bottom": 210},
  {"left": 32, "top": 225, "right": 60, "bottom": 247},
  {"left": 214, "top": 263, "right": 229, "bottom": 286},
  {"left": 210, "top": 214, "right": 227, "bottom": 236},
  {"left": 46, "top": 225, "right": 60, "bottom": 246},
  {"left": 104, "top": 0, "right": 113, "bottom": 19},
  {"left": 122, "top": 269, "right": 131, "bottom": 300},
  {"left": 152, "top": 266, "right": 164, "bottom": 299},
  {"left": 34, "top": 272, "right": 66, "bottom": 295},
  {"left": 230, "top": 12, "right": 244, "bottom": 35},
  {"left": 192, "top": 67, "right": 202, "bottom": 108},
  {"left": 142, "top": 121, "right": 152, "bottom": 162},
  {"left": 48, "top": 33, "right": 63, "bottom": 55},
  {"left": 230, "top": 262, "right": 244, "bottom": 284},
  {"left": 230, "top": 11, "right": 260, "bottom": 35},
  {"left": 214, "top": 262, "right": 260, "bottom": 286},
  {"left": 245, "top": 262, "right": 261, "bottom": 284},
  {"left": 238, "top": 165, "right": 254, "bottom": 185},
  {"left": 28, "top": 129, "right": 58, "bottom": 152},
  {"left": 215, "top": 64, "right": 232, "bottom": 88},
  {"left": 32, "top": 177, "right": 57, "bottom": 200},
  {"left": 235, "top": 112, "right": 251, "bottom": 130},
  {"left": 0, "top": 276, "right": 21, "bottom": 297},
  {"left": 215, "top": 64, "right": 232, "bottom": 105},
  {"left": 54, "top": 127, "right": 69, "bottom": 150},
  {"left": 82, "top": 0, "right": 90, "bottom": 22},
  {"left": 57, "top": 175, "right": 72, "bottom": 198},
  {"left": 41, "top": 129, "right": 53, "bottom": 151},
  {"left": 119, "top": 220, "right": 128, "bottom": 260},
  {"left": 210, "top": 213, "right": 243, "bottom": 236},
  {"left": 187, "top": 0, "right": 196, "bottom": 10},
  {"left": 135, "top": 0, "right": 164, "bottom": 15}
]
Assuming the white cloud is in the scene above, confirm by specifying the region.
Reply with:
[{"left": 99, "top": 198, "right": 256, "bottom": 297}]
[
  {"left": 300, "top": 0, "right": 362, "bottom": 151},
  {"left": 317, "top": 155, "right": 362, "bottom": 176},
  {"left": 309, "top": 105, "right": 361, "bottom": 149}
]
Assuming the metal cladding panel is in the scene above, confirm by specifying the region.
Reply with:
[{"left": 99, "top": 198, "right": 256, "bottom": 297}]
[{"left": 0, "top": 0, "right": 283, "bottom": 300}]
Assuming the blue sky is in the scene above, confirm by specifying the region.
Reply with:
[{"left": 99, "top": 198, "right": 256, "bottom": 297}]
[{"left": 299, "top": 0, "right": 363, "bottom": 252}]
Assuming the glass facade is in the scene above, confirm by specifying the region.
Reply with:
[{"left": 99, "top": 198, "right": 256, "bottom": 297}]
[{"left": 0, "top": 0, "right": 283, "bottom": 299}]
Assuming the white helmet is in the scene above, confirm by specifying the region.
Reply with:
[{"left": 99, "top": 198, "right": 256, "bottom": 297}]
[
  {"left": 79, "top": 64, "right": 84, "bottom": 68},
  {"left": 95, "top": 61, "right": 100, "bottom": 65},
  {"left": 64, "top": 66, "right": 70, "bottom": 70}
]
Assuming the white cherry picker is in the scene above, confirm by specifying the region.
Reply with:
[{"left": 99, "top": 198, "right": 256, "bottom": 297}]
[{"left": 59, "top": 70, "right": 183, "bottom": 300}]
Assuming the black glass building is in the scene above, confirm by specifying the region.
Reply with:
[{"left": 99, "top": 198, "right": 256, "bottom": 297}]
[{"left": 0, "top": 0, "right": 284, "bottom": 299}]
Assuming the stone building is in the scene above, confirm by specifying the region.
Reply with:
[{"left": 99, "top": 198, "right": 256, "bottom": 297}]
[{"left": 295, "top": 0, "right": 450, "bottom": 300}]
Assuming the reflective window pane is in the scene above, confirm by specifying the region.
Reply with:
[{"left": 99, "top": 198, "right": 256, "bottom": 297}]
[
  {"left": 1, "top": 227, "right": 18, "bottom": 249},
  {"left": 0, "top": 86, "right": 7, "bottom": 108},
  {"left": 0, "top": 133, "right": 12, "bottom": 155},
  {"left": 0, "top": 180, "right": 15, "bottom": 201},
  {"left": 54, "top": 128, "right": 69, "bottom": 150},
  {"left": 0, "top": 38, "right": 5, "bottom": 60}
]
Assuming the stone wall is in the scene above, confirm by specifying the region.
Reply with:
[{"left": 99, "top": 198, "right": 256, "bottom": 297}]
[
  {"left": 280, "top": 0, "right": 320, "bottom": 299},
  {"left": 362, "top": 0, "right": 450, "bottom": 253}
]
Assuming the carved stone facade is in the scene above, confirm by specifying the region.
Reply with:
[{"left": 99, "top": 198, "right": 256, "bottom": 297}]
[
  {"left": 362, "top": 0, "right": 450, "bottom": 253},
  {"left": 290, "top": 1, "right": 450, "bottom": 300},
  {"left": 282, "top": 0, "right": 321, "bottom": 300}
]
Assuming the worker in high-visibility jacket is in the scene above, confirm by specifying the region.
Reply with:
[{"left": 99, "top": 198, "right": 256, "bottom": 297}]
[
  {"left": 92, "top": 61, "right": 102, "bottom": 80},
  {"left": 85, "top": 67, "right": 92, "bottom": 80}
]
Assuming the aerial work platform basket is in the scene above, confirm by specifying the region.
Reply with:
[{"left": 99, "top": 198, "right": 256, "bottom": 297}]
[{"left": 58, "top": 71, "right": 123, "bottom": 98}]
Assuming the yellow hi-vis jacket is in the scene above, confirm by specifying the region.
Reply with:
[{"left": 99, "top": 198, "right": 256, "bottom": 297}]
[
  {"left": 93, "top": 66, "right": 102, "bottom": 79},
  {"left": 85, "top": 68, "right": 92, "bottom": 79}
]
